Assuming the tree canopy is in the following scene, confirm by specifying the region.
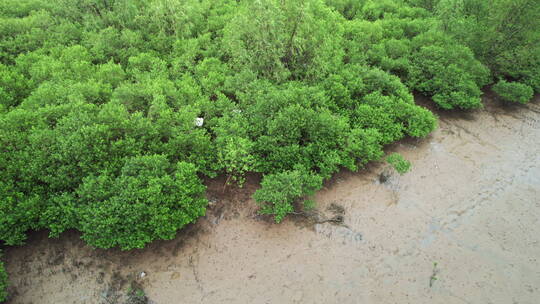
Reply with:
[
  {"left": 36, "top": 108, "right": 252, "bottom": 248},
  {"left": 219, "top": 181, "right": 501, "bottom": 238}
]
[{"left": 0, "top": 0, "right": 537, "bottom": 286}]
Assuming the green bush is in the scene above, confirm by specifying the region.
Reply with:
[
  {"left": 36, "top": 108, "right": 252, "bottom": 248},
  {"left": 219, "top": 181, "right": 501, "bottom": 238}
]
[
  {"left": 409, "top": 0, "right": 540, "bottom": 91},
  {"left": 4, "top": 0, "right": 529, "bottom": 251},
  {"left": 254, "top": 168, "right": 323, "bottom": 223},
  {"left": 76, "top": 157, "right": 207, "bottom": 250},
  {"left": 386, "top": 153, "right": 412, "bottom": 174},
  {"left": 409, "top": 40, "right": 490, "bottom": 109},
  {"left": 341, "top": 4, "right": 491, "bottom": 110},
  {"left": 492, "top": 80, "right": 534, "bottom": 104},
  {"left": 0, "top": 253, "right": 7, "bottom": 302}
]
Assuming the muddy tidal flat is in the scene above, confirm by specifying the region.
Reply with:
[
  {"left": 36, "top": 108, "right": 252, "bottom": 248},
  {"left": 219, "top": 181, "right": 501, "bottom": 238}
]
[{"left": 4, "top": 96, "right": 540, "bottom": 304}]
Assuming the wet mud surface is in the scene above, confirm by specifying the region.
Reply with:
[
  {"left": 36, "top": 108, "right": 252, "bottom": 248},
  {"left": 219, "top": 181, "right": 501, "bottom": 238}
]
[{"left": 4, "top": 95, "right": 540, "bottom": 304}]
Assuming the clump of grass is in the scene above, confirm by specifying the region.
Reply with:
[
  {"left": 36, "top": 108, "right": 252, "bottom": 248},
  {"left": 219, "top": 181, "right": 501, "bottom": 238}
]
[{"left": 429, "top": 262, "right": 439, "bottom": 288}]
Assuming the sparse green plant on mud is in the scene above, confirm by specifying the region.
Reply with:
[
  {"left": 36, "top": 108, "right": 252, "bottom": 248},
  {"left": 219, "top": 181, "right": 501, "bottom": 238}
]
[
  {"left": 429, "top": 261, "right": 439, "bottom": 287},
  {"left": 386, "top": 153, "right": 412, "bottom": 175},
  {"left": 126, "top": 282, "right": 148, "bottom": 304},
  {"left": 303, "top": 200, "right": 317, "bottom": 212}
]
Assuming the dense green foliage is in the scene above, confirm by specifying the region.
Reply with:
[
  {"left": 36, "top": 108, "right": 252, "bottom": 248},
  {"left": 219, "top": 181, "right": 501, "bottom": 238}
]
[
  {"left": 254, "top": 167, "right": 323, "bottom": 223},
  {"left": 0, "top": 0, "right": 447, "bottom": 250},
  {"left": 493, "top": 80, "right": 534, "bottom": 104},
  {"left": 0, "top": 253, "right": 7, "bottom": 302},
  {"left": 407, "top": 0, "right": 540, "bottom": 100},
  {"left": 0, "top": 0, "right": 537, "bottom": 298},
  {"left": 0, "top": 0, "right": 537, "bottom": 254}
]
